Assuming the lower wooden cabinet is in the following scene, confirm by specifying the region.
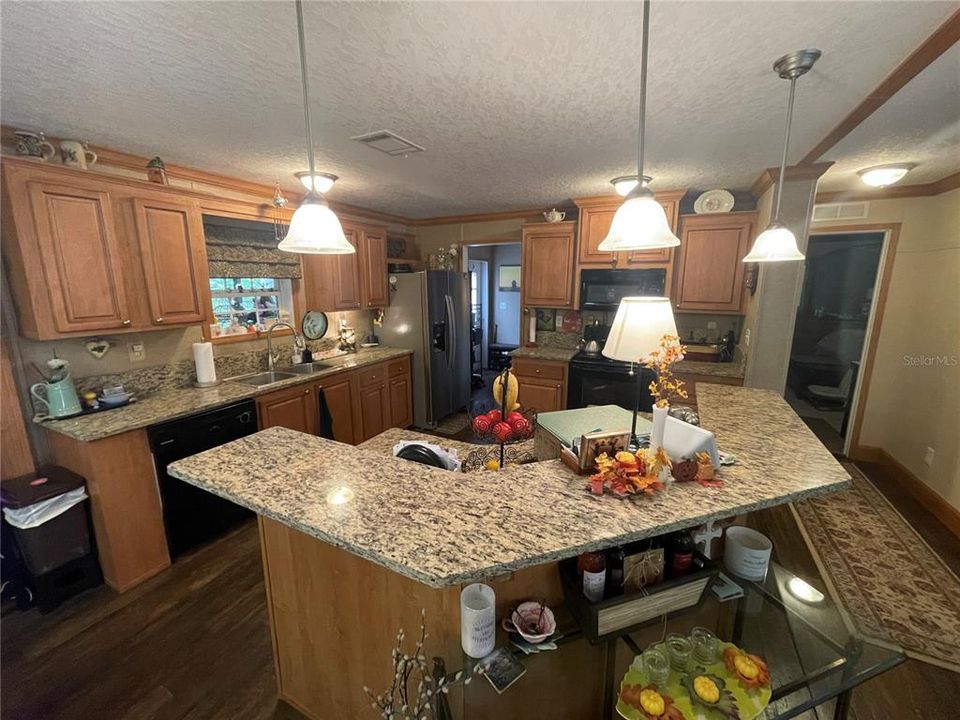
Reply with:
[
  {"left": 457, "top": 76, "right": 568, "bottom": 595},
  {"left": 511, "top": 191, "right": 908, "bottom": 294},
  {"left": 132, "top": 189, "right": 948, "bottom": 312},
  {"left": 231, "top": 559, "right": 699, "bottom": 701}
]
[
  {"left": 256, "top": 356, "right": 413, "bottom": 443},
  {"left": 257, "top": 384, "right": 317, "bottom": 435},
  {"left": 511, "top": 357, "right": 568, "bottom": 413}
]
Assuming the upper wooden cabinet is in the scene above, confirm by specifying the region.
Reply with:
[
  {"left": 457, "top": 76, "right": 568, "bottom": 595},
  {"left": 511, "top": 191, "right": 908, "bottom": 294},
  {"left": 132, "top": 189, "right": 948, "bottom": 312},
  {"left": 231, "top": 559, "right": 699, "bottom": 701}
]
[
  {"left": 1, "top": 160, "right": 211, "bottom": 339},
  {"left": 574, "top": 191, "right": 684, "bottom": 267},
  {"left": 673, "top": 213, "right": 756, "bottom": 314},
  {"left": 303, "top": 223, "right": 388, "bottom": 312},
  {"left": 521, "top": 221, "right": 576, "bottom": 309},
  {"left": 132, "top": 197, "right": 209, "bottom": 326}
]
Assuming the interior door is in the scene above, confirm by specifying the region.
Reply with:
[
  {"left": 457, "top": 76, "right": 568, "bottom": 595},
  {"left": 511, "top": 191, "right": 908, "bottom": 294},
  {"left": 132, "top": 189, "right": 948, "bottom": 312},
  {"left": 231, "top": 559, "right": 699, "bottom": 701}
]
[
  {"left": 28, "top": 183, "right": 132, "bottom": 332},
  {"left": 132, "top": 197, "right": 208, "bottom": 326}
]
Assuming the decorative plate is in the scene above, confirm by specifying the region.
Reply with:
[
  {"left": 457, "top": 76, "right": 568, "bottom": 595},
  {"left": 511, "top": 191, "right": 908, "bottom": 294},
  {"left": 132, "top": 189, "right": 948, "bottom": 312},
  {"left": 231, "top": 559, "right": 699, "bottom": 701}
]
[
  {"left": 694, "top": 189, "right": 735, "bottom": 214},
  {"left": 617, "top": 641, "right": 771, "bottom": 720},
  {"left": 301, "top": 310, "right": 329, "bottom": 340}
]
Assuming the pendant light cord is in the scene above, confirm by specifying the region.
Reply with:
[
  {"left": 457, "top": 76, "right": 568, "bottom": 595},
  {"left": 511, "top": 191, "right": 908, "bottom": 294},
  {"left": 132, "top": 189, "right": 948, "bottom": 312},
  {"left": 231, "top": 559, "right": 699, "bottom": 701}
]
[
  {"left": 295, "top": 0, "right": 317, "bottom": 193},
  {"left": 636, "top": 0, "right": 651, "bottom": 179},
  {"left": 773, "top": 76, "right": 798, "bottom": 222}
]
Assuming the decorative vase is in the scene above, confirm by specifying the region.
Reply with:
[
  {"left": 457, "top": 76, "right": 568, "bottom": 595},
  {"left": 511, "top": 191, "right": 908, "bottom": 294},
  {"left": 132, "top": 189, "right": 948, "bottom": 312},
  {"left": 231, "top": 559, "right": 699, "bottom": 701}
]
[{"left": 650, "top": 404, "right": 668, "bottom": 454}]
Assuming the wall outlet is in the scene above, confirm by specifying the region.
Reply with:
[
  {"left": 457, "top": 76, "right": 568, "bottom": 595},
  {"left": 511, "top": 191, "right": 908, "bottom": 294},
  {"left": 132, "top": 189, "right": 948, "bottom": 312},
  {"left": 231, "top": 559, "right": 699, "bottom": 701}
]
[
  {"left": 707, "top": 321, "right": 717, "bottom": 330},
  {"left": 743, "top": 328, "right": 751, "bottom": 347},
  {"left": 923, "top": 447, "right": 935, "bottom": 466},
  {"left": 128, "top": 342, "right": 146, "bottom": 363}
]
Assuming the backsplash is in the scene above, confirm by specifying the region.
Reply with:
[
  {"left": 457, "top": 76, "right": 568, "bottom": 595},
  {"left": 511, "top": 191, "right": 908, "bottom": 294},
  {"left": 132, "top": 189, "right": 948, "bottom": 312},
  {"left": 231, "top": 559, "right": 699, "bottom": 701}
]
[{"left": 531, "top": 308, "right": 742, "bottom": 347}]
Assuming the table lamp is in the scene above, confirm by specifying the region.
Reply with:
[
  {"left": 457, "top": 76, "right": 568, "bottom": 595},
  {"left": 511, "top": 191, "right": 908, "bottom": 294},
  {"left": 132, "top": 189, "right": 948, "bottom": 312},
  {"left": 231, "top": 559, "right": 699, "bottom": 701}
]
[{"left": 602, "top": 297, "right": 678, "bottom": 448}]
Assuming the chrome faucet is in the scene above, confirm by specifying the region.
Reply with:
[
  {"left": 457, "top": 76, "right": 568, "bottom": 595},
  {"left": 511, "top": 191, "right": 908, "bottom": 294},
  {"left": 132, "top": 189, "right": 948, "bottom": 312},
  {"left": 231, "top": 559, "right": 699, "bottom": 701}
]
[{"left": 266, "top": 321, "right": 305, "bottom": 371}]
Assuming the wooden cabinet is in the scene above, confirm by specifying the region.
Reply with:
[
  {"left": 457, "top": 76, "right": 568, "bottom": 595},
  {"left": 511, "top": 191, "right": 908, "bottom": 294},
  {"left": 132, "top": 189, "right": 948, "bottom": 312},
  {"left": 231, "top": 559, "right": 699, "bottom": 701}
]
[
  {"left": 318, "top": 372, "right": 360, "bottom": 445},
  {"left": 132, "top": 196, "right": 209, "bottom": 326},
  {"left": 1, "top": 159, "right": 211, "bottom": 339},
  {"left": 23, "top": 182, "right": 132, "bottom": 334},
  {"left": 359, "top": 228, "right": 389, "bottom": 308},
  {"left": 357, "top": 364, "right": 390, "bottom": 440},
  {"left": 673, "top": 213, "right": 756, "bottom": 314},
  {"left": 574, "top": 191, "right": 683, "bottom": 268},
  {"left": 257, "top": 384, "right": 317, "bottom": 435},
  {"left": 387, "top": 357, "right": 413, "bottom": 428},
  {"left": 521, "top": 221, "right": 576, "bottom": 309},
  {"left": 303, "top": 223, "right": 389, "bottom": 312},
  {"left": 511, "top": 357, "right": 568, "bottom": 413}
]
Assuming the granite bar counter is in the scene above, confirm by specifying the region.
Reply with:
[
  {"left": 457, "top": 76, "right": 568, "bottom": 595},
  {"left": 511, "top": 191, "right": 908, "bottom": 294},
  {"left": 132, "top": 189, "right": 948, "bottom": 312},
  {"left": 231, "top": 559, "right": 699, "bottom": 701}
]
[
  {"left": 168, "top": 384, "right": 848, "bottom": 588},
  {"left": 510, "top": 345, "right": 579, "bottom": 362}
]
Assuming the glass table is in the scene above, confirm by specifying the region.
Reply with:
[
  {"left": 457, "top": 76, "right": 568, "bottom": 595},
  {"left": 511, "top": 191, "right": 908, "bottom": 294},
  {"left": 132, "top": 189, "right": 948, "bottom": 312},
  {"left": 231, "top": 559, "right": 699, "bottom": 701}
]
[{"left": 441, "top": 562, "right": 905, "bottom": 719}]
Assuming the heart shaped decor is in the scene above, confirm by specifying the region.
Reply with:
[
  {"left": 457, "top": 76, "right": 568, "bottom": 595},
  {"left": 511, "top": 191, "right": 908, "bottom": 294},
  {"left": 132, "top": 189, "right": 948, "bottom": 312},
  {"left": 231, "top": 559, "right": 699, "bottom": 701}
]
[{"left": 85, "top": 340, "right": 111, "bottom": 359}]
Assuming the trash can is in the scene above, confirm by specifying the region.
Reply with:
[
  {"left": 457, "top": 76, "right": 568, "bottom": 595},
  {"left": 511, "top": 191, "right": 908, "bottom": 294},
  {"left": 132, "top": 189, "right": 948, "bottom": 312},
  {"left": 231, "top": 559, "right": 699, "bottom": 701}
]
[{"left": 1, "top": 466, "right": 101, "bottom": 612}]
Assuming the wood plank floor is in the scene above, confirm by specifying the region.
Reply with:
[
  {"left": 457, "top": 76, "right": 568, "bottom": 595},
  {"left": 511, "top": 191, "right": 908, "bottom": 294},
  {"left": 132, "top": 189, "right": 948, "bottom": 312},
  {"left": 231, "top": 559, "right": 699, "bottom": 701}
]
[{"left": 2, "top": 461, "right": 956, "bottom": 720}]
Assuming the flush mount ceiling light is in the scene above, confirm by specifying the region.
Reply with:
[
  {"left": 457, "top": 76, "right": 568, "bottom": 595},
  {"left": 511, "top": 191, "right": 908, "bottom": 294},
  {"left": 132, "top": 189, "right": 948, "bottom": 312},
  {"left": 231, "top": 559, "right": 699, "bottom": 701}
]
[
  {"left": 295, "top": 171, "right": 338, "bottom": 193},
  {"left": 598, "top": 0, "right": 680, "bottom": 253},
  {"left": 610, "top": 175, "right": 652, "bottom": 197},
  {"left": 858, "top": 163, "right": 915, "bottom": 188},
  {"left": 743, "top": 49, "right": 821, "bottom": 263},
  {"left": 278, "top": 0, "right": 353, "bottom": 255}
]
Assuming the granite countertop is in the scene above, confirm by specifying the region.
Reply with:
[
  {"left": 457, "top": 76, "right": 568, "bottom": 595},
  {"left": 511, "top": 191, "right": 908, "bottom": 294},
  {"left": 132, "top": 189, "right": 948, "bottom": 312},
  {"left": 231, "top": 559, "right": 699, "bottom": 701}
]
[
  {"left": 167, "top": 384, "right": 850, "bottom": 589},
  {"left": 510, "top": 346, "right": 579, "bottom": 362},
  {"left": 674, "top": 358, "right": 746, "bottom": 379},
  {"left": 38, "top": 347, "right": 412, "bottom": 443}
]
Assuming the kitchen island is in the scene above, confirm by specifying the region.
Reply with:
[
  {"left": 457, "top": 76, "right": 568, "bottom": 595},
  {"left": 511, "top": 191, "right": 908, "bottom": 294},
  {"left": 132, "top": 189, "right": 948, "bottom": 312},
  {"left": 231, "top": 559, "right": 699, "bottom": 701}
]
[{"left": 167, "top": 384, "right": 849, "bottom": 718}]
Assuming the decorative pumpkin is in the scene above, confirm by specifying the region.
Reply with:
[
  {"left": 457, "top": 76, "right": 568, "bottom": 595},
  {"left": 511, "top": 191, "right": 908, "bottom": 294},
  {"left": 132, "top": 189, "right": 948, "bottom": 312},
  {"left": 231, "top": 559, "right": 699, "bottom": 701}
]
[
  {"left": 723, "top": 647, "right": 770, "bottom": 690},
  {"left": 681, "top": 669, "right": 739, "bottom": 719},
  {"left": 619, "top": 684, "right": 684, "bottom": 720}
]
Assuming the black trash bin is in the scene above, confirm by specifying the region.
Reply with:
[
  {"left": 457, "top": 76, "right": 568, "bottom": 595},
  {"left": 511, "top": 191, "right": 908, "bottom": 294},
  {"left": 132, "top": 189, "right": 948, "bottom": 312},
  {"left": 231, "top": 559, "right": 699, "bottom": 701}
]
[{"left": 1, "top": 466, "right": 102, "bottom": 612}]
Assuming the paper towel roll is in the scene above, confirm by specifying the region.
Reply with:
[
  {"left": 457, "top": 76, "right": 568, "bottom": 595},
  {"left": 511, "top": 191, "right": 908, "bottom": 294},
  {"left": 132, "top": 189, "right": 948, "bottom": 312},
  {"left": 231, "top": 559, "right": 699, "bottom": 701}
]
[{"left": 193, "top": 342, "right": 217, "bottom": 384}]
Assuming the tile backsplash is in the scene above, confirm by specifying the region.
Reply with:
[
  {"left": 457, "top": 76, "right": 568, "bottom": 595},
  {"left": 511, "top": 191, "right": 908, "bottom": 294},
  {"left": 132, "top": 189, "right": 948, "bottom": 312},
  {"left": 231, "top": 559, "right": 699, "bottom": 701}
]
[{"left": 531, "top": 308, "right": 741, "bottom": 347}]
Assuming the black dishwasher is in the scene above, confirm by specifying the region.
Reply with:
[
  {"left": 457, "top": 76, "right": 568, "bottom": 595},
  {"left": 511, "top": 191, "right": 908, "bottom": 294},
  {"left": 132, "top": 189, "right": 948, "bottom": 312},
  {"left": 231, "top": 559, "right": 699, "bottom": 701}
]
[{"left": 149, "top": 400, "right": 257, "bottom": 559}]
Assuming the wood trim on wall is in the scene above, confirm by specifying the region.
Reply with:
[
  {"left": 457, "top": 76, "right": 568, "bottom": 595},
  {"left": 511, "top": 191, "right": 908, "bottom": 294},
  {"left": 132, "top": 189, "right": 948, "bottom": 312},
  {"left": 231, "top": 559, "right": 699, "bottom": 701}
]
[
  {"left": 798, "top": 8, "right": 960, "bottom": 165},
  {"left": 413, "top": 207, "right": 549, "bottom": 227},
  {"left": 749, "top": 162, "right": 835, "bottom": 200},
  {"left": 810, "top": 223, "right": 901, "bottom": 460},
  {"left": 815, "top": 171, "right": 960, "bottom": 204}
]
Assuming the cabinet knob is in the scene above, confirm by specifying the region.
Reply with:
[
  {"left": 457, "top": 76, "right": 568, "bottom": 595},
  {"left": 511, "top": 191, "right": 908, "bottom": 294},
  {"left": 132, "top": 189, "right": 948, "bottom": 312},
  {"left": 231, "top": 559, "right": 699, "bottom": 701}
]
[
  {"left": 121, "top": 319, "right": 131, "bottom": 326},
  {"left": 304, "top": 388, "right": 310, "bottom": 395},
  {"left": 155, "top": 317, "right": 164, "bottom": 323},
  {"left": 535, "top": 369, "right": 541, "bottom": 374}
]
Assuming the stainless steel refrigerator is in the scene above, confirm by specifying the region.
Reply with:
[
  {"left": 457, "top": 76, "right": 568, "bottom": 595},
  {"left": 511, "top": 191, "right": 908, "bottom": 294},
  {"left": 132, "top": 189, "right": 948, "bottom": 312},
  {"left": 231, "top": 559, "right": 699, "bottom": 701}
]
[{"left": 379, "top": 270, "right": 471, "bottom": 428}]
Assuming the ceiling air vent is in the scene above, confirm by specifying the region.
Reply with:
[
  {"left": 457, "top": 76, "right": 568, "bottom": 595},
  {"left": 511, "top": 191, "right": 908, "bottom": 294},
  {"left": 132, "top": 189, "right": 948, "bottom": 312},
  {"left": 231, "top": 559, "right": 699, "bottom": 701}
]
[
  {"left": 812, "top": 201, "right": 869, "bottom": 222},
  {"left": 351, "top": 130, "right": 425, "bottom": 156}
]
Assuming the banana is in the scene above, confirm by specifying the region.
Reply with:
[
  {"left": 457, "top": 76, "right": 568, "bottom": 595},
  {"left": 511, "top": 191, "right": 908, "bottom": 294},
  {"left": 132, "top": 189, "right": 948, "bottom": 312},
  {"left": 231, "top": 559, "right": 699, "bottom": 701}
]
[{"left": 492, "top": 369, "right": 520, "bottom": 412}]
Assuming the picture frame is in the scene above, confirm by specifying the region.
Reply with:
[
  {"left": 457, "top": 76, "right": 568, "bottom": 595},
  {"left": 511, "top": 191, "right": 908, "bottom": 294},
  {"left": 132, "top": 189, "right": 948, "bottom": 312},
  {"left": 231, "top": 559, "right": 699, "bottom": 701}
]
[
  {"left": 577, "top": 430, "right": 631, "bottom": 469},
  {"left": 498, "top": 265, "right": 521, "bottom": 292},
  {"left": 536, "top": 308, "right": 556, "bottom": 331}
]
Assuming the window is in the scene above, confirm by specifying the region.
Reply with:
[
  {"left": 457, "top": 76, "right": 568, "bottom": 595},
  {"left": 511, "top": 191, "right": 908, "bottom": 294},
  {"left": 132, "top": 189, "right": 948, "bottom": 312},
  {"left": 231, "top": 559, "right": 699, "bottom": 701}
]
[{"left": 209, "top": 277, "right": 294, "bottom": 335}]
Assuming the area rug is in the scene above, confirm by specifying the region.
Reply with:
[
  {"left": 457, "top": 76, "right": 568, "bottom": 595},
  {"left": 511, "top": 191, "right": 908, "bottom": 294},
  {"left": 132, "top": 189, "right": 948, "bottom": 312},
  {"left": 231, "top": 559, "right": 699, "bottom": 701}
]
[
  {"left": 432, "top": 412, "right": 471, "bottom": 436},
  {"left": 791, "top": 464, "right": 960, "bottom": 672}
]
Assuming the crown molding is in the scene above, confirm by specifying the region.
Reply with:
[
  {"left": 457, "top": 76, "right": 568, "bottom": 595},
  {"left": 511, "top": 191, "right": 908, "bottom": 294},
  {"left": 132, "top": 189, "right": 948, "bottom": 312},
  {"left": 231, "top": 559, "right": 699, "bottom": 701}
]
[
  {"left": 815, "top": 171, "right": 960, "bottom": 204},
  {"left": 749, "top": 162, "right": 835, "bottom": 200}
]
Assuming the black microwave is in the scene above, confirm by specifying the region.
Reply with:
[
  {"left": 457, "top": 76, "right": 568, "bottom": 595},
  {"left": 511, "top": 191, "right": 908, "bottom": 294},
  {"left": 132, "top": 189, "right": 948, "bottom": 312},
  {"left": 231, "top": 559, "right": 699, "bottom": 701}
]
[{"left": 579, "top": 268, "right": 667, "bottom": 311}]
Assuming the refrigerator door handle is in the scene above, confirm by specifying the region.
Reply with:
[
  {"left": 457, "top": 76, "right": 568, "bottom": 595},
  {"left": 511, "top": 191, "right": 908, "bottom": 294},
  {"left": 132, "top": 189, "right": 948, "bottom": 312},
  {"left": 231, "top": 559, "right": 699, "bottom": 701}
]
[{"left": 445, "top": 295, "right": 455, "bottom": 370}]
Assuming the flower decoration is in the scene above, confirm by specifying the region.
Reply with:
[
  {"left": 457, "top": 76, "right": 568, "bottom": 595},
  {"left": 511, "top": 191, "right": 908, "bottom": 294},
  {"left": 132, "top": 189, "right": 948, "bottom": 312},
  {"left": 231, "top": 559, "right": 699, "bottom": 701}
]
[
  {"left": 644, "top": 334, "right": 688, "bottom": 409},
  {"left": 723, "top": 646, "right": 770, "bottom": 691},
  {"left": 619, "top": 684, "right": 684, "bottom": 720},
  {"left": 587, "top": 449, "right": 665, "bottom": 498},
  {"left": 681, "top": 669, "right": 739, "bottom": 719}
]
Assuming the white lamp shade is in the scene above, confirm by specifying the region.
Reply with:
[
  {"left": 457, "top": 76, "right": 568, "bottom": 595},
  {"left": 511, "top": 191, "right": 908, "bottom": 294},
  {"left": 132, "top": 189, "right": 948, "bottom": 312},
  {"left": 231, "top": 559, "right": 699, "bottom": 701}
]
[
  {"left": 597, "top": 191, "right": 680, "bottom": 252},
  {"left": 603, "top": 296, "right": 678, "bottom": 364},
  {"left": 277, "top": 196, "right": 354, "bottom": 255},
  {"left": 858, "top": 164, "right": 912, "bottom": 188},
  {"left": 742, "top": 222, "right": 805, "bottom": 262}
]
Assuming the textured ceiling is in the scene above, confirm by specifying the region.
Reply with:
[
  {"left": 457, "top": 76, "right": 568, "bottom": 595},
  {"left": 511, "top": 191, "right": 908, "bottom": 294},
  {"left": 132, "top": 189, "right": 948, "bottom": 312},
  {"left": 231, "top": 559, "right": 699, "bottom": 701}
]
[
  {"left": 817, "top": 43, "right": 960, "bottom": 192},
  {"left": 1, "top": 1, "right": 956, "bottom": 217}
]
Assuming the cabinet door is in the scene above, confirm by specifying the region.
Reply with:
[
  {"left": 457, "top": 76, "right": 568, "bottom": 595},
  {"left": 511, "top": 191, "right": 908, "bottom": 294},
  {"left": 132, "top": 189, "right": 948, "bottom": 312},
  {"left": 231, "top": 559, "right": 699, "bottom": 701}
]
[
  {"left": 388, "top": 375, "right": 413, "bottom": 428},
  {"left": 521, "top": 222, "right": 576, "bottom": 308},
  {"left": 28, "top": 183, "right": 132, "bottom": 333},
  {"left": 257, "top": 385, "right": 317, "bottom": 434},
  {"left": 132, "top": 197, "right": 208, "bottom": 326},
  {"left": 577, "top": 206, "right": 618, "bottom": 265},
  {"left": 318, "top": 372, "right": 360, "bottom": 445},
  {"left": 334, "top": 228, "right": 363, "bottom": 310},
  {"left": 675, "top": 215, "right": 753, "bottom": 313},
  {"left": 359, "top": 383, "right": 390, "bottom": 441},
  {"left": 302, "top": 228, "right": 362, "bottom": 311},
  {"left": 623, "top": 199, "right": 678, "bottom": 265},
  {"left": 515, "top": 376, "right": 565, "bottom": 413},
  {"left": 360, "top": 229, "right": 389, "bottom": 308}
]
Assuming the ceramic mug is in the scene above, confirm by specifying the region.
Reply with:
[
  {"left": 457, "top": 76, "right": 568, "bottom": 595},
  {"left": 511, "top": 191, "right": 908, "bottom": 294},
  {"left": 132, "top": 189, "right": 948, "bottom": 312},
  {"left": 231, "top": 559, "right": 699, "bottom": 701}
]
[
  {"left": 543, "top": 208, "right": 566, "bottom": 223},
  {"left": 59, "top": 140, "right": 98, "bottom": 169},
  {"left": 14, "top": 130, "right": 56, "bottom": 161},
  {"left": 30, "top": 377, "right": 82, "bottom": 418}
]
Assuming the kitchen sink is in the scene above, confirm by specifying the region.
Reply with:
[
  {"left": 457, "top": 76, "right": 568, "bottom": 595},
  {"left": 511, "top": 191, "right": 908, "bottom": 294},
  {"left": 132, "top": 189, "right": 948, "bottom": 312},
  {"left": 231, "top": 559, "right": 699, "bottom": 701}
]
[
  {"left": 228, "top": 370, "right": 299, "bottom": 387},
  {"left": 276, "top": 362, "right": 332, "bottom": 374}
]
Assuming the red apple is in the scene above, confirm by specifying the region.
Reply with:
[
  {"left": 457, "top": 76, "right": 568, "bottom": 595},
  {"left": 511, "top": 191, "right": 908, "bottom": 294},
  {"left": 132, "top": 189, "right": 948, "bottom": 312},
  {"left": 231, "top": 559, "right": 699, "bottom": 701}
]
[
  {"left": 472, "top": 415, "right": 492, "bottom": 436},
  {"left": 492, "top": 421, "right": 513, "bottom": 443},
  {"left": 486, "top": 409, "right": 502, "bottom": 423}
]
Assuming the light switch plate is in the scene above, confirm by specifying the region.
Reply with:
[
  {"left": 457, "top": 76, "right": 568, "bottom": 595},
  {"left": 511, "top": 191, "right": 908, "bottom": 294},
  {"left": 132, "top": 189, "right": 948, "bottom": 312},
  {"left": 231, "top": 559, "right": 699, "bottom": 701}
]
[
  {"left": 923, "top": 447, "right": 935, "bottom": 466},
  {"left": 128, "top": 342, "right": 146, "bottom": 363}
]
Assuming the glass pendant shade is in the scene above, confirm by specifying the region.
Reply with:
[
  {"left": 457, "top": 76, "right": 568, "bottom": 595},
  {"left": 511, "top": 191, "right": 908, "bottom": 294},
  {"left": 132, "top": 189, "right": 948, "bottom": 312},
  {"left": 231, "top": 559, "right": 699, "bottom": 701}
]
[
  {"left": 597, "top": 188, "right": 680, "bottom": 252},
  {"left": 603, "top": 296, "right": 678, "bottom": 364},
  {"left": 277, "top": 194, "right": 354, "bottom": 254},
  {"left": 295, "top": 171, "right": 338, "bottom": 193},
  {"left": 741, "top": 222, "right": 804, "bottom": 262}
]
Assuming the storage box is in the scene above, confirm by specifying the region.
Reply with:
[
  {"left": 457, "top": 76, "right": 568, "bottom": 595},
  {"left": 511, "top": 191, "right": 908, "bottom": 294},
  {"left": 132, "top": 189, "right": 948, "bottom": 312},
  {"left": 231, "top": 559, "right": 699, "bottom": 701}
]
[{"left": 559, "top": 552, "right": 718, "bottom": 642}]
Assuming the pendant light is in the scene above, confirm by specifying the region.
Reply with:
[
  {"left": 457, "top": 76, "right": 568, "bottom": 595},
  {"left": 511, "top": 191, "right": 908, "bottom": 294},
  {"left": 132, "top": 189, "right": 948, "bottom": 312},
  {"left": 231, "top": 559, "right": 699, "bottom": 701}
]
[
  {"left": 598, "top": 0, "right": 679, "bottom": 252},
  {"left": 742, "top": 49, "right": 821, "bottom": 263},
  {"left": 278, "top": 0, "right": 354, "bottom": 255}
]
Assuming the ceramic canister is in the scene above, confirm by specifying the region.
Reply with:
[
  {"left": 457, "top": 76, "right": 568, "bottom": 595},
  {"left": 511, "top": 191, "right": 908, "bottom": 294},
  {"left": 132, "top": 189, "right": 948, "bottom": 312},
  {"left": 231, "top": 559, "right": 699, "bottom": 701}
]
[
  {"left": 460, "top": 583, "right": 496, "bottom": 658},
  {"left": 723, "top": 526, "right": 773, "bottom": 581}
]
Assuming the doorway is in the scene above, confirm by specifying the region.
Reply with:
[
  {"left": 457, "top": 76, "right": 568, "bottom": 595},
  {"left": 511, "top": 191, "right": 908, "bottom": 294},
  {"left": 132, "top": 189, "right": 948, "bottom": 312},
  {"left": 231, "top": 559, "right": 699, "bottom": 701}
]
[
  {"left": 467, "top": 258, "right": 488, "bottom": 387},
  {"left": 785, "top": 230, "right": 886, "bottom": 454}
]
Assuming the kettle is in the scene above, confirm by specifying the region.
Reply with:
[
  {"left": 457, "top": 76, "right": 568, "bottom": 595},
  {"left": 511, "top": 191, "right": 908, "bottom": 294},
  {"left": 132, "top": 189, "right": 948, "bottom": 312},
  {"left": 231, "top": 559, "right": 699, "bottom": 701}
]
[
  {"left": 31, "top": 375, "right": 82, "bottom": 418},
  {"left": 582, "top": 339, "right": 601, "bottom": 354}
]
